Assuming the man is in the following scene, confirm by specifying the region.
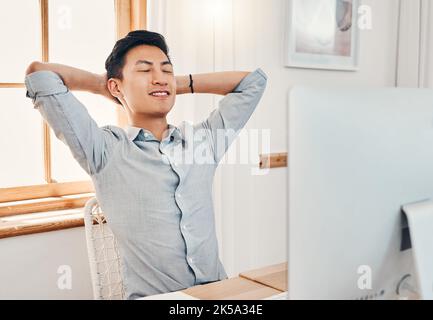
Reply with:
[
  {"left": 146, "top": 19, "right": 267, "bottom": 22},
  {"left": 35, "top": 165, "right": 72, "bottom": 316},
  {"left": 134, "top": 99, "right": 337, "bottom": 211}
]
[{"left": 25, "top": 30, "right": 267, "bottom": 299}]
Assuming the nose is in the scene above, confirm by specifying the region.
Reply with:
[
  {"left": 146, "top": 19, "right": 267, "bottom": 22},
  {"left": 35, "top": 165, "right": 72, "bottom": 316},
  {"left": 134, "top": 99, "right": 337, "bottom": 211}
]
[{"left": 152, "top": 70, "right": 168, "bottom": 86}]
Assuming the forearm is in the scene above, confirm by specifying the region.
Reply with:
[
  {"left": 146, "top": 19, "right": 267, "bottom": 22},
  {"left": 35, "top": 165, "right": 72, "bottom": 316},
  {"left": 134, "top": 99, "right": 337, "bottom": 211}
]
[
  {"left": 25, "top": 61, "right": 104, "bottom": 95},
  {"left": 176, "top": 71, "right": 250, "bottom": 96}
]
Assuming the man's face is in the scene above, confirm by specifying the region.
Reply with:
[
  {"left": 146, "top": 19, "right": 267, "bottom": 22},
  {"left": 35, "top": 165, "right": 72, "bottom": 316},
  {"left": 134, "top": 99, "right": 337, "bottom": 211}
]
[{"left": 118, "top": 45, "right": 176, "bottom": 117}]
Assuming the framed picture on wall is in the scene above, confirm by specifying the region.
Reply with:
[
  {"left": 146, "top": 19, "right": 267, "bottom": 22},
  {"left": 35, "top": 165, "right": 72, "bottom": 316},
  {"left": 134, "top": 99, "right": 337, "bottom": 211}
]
[{"left": 285, "top": 0, "right": 360, "bottom": 71}]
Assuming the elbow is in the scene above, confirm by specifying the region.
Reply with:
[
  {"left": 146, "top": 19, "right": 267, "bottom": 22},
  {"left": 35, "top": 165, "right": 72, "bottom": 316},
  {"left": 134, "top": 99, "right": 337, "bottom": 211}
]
[{"left": 25, "top": 61, "right": 43, "bottom": 76}]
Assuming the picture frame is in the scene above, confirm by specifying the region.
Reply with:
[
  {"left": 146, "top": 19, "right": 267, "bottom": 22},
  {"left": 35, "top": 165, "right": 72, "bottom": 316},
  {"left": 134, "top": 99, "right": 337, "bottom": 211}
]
[{"left": 285, "top": 0, "right": 360, "bottom": 71}]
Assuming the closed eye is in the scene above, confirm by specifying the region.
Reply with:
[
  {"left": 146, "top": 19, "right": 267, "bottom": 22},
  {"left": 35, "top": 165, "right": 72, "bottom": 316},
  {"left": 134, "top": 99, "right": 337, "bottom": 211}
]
[{"left": 138, "top": 70, "right": 172, "bottom": 74}]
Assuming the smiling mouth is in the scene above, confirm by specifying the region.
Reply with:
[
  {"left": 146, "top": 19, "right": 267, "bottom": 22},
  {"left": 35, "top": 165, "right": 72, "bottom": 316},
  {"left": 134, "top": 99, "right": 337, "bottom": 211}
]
[{"left": 149, "top": 91, "right": 170, "bottom": 98}]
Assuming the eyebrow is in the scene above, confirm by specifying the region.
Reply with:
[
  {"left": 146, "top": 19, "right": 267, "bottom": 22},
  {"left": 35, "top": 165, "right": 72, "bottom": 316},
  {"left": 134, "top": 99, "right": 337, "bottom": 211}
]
[{"left": 135, "top": 60, "right": 172, "bottom": 67}]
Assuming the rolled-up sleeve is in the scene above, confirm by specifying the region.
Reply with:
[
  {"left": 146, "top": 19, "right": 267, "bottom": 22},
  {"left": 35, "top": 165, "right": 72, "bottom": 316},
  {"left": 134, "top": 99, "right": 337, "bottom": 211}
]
[
  {"left": 202, "top": 68, "right": 267, "bottom": 163},
  {"left": 25, "top": 70, "right": 114, "bottom": 176}
]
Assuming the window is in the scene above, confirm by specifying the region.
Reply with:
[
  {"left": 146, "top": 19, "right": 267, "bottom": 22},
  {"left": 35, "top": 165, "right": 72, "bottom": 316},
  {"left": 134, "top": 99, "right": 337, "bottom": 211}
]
[
  {"left": 0, "top": 0, "right": 44, "bottom": 188},
  {"left": 0, "top": 0, "right": 147, "bottom": 235},
  {"left": 48, "top": 0, "right": 118, "bottom": 182}
]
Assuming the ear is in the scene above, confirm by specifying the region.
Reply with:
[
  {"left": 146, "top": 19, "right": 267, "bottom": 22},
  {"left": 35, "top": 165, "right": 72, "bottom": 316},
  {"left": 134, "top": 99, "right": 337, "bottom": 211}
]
[{"left": 107, "top": 78, "right": 125, "bottom": 104}]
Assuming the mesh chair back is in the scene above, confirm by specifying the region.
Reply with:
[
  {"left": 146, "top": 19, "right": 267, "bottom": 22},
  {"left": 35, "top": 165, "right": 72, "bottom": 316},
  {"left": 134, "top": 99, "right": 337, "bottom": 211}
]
[{"left": 84, "top": 197, "right": 125, "bottom": 300}]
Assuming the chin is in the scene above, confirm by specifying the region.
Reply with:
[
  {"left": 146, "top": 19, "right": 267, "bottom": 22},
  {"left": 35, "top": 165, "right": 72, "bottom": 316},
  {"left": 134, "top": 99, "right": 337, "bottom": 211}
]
[
  {"left": 137, "top": 99, "right": 174, "bottom": 117},
  {"left": 154, "top": 105, "right": 174, "bottom": 117}
]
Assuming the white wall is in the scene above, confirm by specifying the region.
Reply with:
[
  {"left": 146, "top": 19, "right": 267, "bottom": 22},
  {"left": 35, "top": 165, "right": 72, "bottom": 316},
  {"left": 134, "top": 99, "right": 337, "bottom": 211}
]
[
  {"left": 0, "top": 0, "right": 401, "bottom": 299},
  {"left": 0, "top": 227, "right": 93, "bottom": 299},
  {"left": 396, "top": 0, "right": 433, "bottom": 88}
]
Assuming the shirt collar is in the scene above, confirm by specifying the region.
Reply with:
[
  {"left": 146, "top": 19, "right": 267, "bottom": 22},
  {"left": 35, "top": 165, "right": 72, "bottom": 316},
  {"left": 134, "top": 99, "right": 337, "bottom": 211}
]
[{"left": 126, "top": 124, "right": 184, "bottom": 143}]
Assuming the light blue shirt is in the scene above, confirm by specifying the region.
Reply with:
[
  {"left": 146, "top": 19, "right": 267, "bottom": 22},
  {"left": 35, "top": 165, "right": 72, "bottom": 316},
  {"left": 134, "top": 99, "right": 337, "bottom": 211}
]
[{"left": 25, "top": 68, "right": 267, "bottom": 299}]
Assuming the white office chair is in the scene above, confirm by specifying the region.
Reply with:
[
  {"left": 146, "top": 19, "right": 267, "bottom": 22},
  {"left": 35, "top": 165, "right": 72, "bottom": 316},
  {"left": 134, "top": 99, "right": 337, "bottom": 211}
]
[{"left": 84, "top": 197, "right": 125, "bottom": 300}]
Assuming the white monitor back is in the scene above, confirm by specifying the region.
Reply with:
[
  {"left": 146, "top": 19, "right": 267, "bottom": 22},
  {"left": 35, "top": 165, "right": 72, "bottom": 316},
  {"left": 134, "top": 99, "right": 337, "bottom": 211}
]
[{"left": 288, "top": 86, "right": 433, "bottom": 299}]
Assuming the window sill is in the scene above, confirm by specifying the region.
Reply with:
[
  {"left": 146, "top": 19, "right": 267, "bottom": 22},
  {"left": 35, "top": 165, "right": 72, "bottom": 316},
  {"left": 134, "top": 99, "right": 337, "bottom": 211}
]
[{"left": 0, "top": 208, "right": 86, "bottom": 239}]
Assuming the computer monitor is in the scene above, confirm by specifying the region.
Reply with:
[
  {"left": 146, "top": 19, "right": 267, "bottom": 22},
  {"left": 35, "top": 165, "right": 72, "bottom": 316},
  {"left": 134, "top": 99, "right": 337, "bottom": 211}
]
[{"left": 287, "top": 86, "right": 433, "bottom": 300}]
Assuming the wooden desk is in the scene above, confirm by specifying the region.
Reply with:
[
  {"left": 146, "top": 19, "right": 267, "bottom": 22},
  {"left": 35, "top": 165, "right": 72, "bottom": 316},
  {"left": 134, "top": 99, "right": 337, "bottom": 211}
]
[
  {"left": 182, "top": 277, "right": 281, "bottom": 300},
  {"left": 239, "top": 262, "right": 288, "bottom": 292}
]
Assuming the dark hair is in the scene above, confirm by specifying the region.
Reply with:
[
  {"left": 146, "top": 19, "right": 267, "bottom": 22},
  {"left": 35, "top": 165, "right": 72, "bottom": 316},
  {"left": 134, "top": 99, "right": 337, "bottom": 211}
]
[{"left": 105, "top": 30, "right": 171, "bottom": 80}]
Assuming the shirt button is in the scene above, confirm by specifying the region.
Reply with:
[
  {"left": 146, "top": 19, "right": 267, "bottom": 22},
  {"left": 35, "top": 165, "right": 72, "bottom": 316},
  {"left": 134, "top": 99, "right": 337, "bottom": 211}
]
[
  {"left": 177, "top": 193, "right": 182, "bottom": 199},
  {"left": 188, "top": 257, "right": 194, "bottom": 264},
  {"left": 182, "top": 225, "right": 187, "bottom": 231}
]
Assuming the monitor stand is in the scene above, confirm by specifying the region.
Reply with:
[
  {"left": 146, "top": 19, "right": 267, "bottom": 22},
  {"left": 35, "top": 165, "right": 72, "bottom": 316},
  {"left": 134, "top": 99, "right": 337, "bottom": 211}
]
[{"left": 402, "top": 199, "right": 433, "bottom": 300}]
